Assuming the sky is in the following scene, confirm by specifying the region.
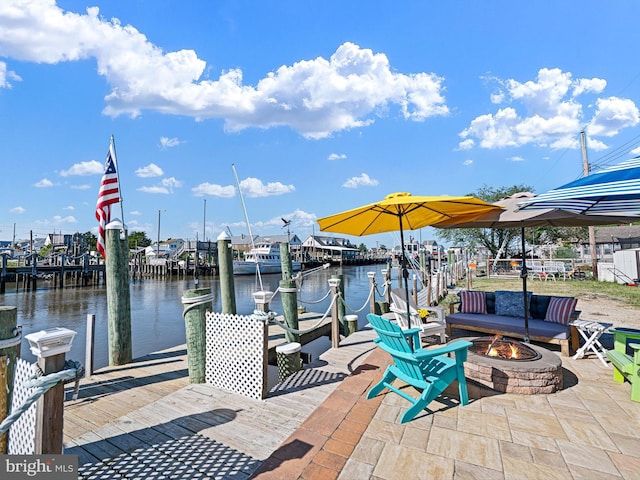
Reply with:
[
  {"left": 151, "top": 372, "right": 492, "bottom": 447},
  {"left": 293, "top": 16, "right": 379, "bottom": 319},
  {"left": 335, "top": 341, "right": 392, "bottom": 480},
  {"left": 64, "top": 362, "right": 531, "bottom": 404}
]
[{"left": 3, "top": 0, "right": 640, "bottom": 250}]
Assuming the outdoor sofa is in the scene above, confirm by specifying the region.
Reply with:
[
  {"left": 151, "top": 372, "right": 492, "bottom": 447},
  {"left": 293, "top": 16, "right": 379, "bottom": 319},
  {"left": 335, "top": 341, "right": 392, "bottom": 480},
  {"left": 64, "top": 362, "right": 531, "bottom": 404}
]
[{"left": 446, "top": 290, "right": 580, "bottom": 356}]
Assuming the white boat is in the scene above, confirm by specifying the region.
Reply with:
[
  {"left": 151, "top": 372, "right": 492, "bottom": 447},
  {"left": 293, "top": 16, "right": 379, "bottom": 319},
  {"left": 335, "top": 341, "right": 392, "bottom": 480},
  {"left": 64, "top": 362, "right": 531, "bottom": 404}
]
[{"left": 233, "top": 242, "right": 302, "bottom": 275}]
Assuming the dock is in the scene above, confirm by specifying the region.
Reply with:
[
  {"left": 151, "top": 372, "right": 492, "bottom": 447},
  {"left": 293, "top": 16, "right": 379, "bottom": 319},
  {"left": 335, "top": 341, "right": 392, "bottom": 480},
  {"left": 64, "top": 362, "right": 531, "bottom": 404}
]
[{"left": 63, "top": 317, "right": 375, "bottom": 478}]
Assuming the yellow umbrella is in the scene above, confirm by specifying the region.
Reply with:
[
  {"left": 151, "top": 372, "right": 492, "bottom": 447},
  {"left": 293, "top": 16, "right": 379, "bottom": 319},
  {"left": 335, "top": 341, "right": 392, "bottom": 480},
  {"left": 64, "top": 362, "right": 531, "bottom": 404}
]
[{"left": 317, "top": 192, "right": 501, "bottom": 330}]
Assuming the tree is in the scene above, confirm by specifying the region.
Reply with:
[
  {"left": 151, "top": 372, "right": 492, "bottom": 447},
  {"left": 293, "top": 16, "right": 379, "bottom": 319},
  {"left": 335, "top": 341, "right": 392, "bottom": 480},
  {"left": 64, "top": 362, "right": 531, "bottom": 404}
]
[
  {"left": 436, "top": 184, "right": 531, "bottom": 257},
  {"left": 84, "top": 231, "right": 97, "bottom": 253},
  {"left": 358, "top": 243, "right": 368, "bottom": 252},
  {"left": 436, "top": 184, "right": 590, "bottom": 258},
  {"left": 128, "top": 231, "right": 152, "bottom": 250}
]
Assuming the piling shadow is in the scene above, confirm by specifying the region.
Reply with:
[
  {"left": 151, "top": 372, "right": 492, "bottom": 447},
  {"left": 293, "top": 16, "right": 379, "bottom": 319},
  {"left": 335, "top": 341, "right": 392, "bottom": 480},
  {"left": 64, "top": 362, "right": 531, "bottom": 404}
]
[
  {"left": 248, "top": 439, "right": 313, "bottom": 478},
  {"left": 66, "top": 409, "right": 264, "bottom": 479},
  {"left": 268, "top": 367, "right": 347, "bottom": 397}
]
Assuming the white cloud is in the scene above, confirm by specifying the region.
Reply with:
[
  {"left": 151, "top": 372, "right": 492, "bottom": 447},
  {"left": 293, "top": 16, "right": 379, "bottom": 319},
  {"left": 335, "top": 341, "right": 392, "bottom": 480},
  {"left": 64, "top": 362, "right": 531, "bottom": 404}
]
[
  {"left": 572, "top": 78, "right": 606, "bottom": 97},
  {"left": 587, "top": 96, "right": 640, "bottom": 137},
  {"left": 460, "top": 68, "right": 639, "bottom": 151},
  {"left": 161, "top": 176, "right": 182, "bottom": 191},
  {"left": 70, "top": 184, "right": 91, "bottom": 190},
  {"left": 60, "top": 160, "right": 103, "bottom": 176},
  {"left": 137, "top": 186, "right": 170, "bottom": 194},
  {"left": 509, "top": 156, "right": 525, "bottom": 162},
  {"left": 0, "top": 61, "right": 21, "bottom": 88},
  {"left": 34, "top": 178, "right": 54, "bottom": 188},
  {"left": 159, "top": 137, "right": 181, "bottom": 149},
  {"left": 63, "top": 205, "right": 75, "bottom": 210},
  {"left": 457, "top": 139, "right": 474, "bottom": 151},
  {"left": 463, "top": 159, "right": 473, "bottom": 166},
  {"left": 52, "top": 215, "right": 77, "bottom": 224},
  {"left": 0, "top": 2, "right": 449, "bottom": 138},
  {"left": 630, "top": 146, "right": 640, "bottom": 156},
  {"left": 135, "top": 163, "right": 164, "bottom": 177},
  {"left": 192, "top": 182, "right": 236, "bottom": 197},
  {"left": 342, "top": 173, "right": 379, "bottom": 188},
  {"left": 10, "top": 206, "right": 25, "bottom": 214},
  {"left": 239, "top": 177, "right": 295, "bottom": 197},
  {"left": 328, "top": 153, "right": 347, "bottom": 160},
  {"left": 130, "top": 210, "right": 142, "bottom": 216}
]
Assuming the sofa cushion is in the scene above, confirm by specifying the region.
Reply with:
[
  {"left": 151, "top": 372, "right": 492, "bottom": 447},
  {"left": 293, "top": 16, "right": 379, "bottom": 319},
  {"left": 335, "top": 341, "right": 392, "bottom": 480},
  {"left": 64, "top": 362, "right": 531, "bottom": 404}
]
[
  {"left": 460, "top": 290, "right": 487, "bottom": 314},
  {"left": 545, "top": 296, "right": 578, "bottom": 325},
  {"left": 530, "top": 295, "right": 552, "bottom": 320},
  {"left": 495, "top": 291, "right": 532, "bottom": 318},
  {"left": 446, "top": 313, "right": 571, "bottom": 340}
]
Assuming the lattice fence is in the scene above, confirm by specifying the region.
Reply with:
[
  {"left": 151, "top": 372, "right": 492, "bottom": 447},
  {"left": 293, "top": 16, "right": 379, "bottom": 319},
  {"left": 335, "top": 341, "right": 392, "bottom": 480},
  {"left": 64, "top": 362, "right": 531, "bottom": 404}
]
[
  {"left": 205, "top": 312, "right": 268, "bottom": 400},
  {"left": 8, "top": 357, "right": 35, "bottom": 454}
]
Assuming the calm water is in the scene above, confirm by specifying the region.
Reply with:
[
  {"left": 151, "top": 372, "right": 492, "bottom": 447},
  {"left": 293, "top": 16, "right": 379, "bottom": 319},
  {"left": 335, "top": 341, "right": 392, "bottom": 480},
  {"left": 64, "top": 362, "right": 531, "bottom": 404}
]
[{"left": 3, "top": 264, "right": 390, "bottom": 369}]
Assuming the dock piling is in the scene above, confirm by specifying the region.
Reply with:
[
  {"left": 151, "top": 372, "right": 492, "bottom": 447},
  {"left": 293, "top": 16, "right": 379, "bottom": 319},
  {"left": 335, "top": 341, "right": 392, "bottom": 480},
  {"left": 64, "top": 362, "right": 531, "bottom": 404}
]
[{"left": 105, "top": 220, "right": 132, "bottom": 366}]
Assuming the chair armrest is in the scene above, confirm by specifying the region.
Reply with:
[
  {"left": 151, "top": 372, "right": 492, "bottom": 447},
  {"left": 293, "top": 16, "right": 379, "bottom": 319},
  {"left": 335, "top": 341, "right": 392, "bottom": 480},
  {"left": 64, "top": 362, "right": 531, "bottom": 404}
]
[
  {"left": 413, "top": 340, "right": 472, "bottom": 359},
  {"left": 611, "top": 328, "right": 640, "bottom": 340},
  {"left": 449, "top": 301, "right": 461, "bottom": 314}
]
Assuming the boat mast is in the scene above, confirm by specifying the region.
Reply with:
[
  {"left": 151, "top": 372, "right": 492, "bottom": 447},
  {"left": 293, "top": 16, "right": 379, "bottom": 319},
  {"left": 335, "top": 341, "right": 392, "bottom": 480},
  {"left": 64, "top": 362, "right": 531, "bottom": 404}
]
[{"left": 231, "top": 163, "right": 263, "bottom": 290}]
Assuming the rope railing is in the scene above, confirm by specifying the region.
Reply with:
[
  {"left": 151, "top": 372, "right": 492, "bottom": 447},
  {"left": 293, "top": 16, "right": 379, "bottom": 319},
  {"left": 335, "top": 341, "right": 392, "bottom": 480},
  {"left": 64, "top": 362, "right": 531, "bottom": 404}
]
[
  {"left": 0, "top": 327, "right": 22, "bottom": 349},
  {"left": 297, "top": 288, "right": 332, "bottom": 305},
  {"left": 266, "top": 292, "right": 339, "bottom": 334},
  {"left": 181, "top": 292, "right": 214, "bottom": 318},
  {"left": 338, "top": 283, "right": 375, "bottom": 313},
  {"left": 0, "top": 360, "right": 84, "bottom": 436}
]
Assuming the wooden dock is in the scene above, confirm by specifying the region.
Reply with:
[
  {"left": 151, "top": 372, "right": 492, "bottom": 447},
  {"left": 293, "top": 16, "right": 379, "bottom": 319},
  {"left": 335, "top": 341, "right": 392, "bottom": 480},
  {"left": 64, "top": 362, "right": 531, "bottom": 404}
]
[{"left": 63, "top": 317, "right": 376, "bottom": 479}]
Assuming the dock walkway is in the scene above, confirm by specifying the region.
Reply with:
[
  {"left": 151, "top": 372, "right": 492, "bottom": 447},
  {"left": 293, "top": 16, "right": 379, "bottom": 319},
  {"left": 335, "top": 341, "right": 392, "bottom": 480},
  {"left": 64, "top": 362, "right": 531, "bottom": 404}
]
[{"left": 64, "top": 325, "right": 378, "bottom": 479}]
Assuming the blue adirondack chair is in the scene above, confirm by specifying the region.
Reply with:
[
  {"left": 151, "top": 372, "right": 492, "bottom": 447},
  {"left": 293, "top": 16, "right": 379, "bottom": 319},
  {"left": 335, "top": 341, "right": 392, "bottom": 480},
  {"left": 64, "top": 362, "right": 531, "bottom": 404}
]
[{"left": 366, "top": 313, "right": 472, "bottom": 423}]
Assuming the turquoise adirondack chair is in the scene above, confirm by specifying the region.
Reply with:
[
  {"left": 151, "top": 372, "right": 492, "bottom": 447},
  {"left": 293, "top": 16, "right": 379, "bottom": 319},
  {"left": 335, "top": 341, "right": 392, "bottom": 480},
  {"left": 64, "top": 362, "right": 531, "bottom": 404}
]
[{"left": 366, "top": 313, "right": 472, "bottom": 424}]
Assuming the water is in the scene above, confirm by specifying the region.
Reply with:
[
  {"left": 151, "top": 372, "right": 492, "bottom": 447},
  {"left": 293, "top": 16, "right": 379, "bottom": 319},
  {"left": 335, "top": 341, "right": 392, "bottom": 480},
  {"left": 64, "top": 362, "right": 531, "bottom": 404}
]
[{"left": 3, "top": 264, "right": 390, "bottom": 369}]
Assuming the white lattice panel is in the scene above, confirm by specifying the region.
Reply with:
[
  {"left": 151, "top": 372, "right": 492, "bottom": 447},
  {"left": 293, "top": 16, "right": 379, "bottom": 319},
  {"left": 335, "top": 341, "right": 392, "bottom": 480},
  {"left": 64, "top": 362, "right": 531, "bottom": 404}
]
[
  {"left": 8, "top": 358, "right": 35, "bottom": 454},
  {"left": 205, "top": 312, "right": 267, "bottom": 400}
]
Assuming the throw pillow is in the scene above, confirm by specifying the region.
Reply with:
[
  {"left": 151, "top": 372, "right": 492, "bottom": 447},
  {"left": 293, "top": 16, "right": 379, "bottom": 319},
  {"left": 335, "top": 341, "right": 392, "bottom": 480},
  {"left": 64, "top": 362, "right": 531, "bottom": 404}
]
[
  {"left": 545, "top": 297, "right": 578, "bottom": 325},
  {"left": 495, "top": 291, "right": 532, "bottom": 318},
  {"left": 459, "top": 291, "right": 487, "bottom": 314}
]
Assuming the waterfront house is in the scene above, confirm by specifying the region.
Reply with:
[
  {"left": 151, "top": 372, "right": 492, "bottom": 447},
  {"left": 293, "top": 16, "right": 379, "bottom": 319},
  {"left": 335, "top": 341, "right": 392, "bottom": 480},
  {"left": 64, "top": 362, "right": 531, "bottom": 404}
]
[{"left": 301, "top": 235, "right": 359, "bottom": 264}]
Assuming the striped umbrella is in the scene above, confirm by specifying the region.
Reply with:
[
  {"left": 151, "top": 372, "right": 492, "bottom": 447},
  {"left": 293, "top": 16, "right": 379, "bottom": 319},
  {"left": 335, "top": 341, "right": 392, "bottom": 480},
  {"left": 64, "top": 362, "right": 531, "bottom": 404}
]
[{"left": 518, "top": 158, "right": 640, "bottom": 213}]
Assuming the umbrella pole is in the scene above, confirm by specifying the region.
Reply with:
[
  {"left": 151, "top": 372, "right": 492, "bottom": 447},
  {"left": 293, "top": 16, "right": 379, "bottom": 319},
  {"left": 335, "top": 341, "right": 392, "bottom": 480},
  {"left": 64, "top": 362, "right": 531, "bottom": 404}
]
[
  {"left": 520, "top": 225, "right": 530, "bottom": 343},
  {"left": 398, "top": 217, "right": 412, "bottom": 330}
]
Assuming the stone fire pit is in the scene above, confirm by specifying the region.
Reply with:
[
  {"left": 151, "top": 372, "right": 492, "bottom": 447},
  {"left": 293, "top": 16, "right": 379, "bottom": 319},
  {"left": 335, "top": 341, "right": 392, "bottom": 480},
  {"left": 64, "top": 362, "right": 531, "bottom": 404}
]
[{"left": 462, "top": 337, "right": 563, "bottom": 395}]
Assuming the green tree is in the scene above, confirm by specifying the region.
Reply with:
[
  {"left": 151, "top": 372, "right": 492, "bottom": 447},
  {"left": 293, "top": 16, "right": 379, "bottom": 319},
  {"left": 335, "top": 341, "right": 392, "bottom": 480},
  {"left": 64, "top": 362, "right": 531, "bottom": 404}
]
[
  {"left": 358, "top": 243, "right": 368, "bottom": 252},
  {"left": 128, "top": 231, "right": 152, "bottom": 249},
  {"left": 436, "top": 184, "right": 590, "bottom": 258},
  {"left": 84, "top": 231, "right": 97, "bottom": 253},
  {"left": 436, "top": 184, "right": 531, "bottom": 257}
]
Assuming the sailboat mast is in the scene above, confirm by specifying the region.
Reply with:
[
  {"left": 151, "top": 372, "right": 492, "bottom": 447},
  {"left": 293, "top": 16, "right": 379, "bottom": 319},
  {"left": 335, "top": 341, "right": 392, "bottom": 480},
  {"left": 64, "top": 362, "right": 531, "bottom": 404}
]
[{"left": 231, "top": 164, "right": 263, "bottom": 290}]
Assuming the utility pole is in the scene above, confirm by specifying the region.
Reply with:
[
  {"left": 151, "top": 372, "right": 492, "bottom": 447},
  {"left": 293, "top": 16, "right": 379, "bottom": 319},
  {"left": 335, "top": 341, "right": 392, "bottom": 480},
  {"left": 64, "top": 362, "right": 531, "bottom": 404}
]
[
  {"left": 157, "top": 209, "right": 161, "bottom": 258},
  {"left": 203, "top": 199, "right": 206, "bottom": 242},
  {"left": 580, "top": 131, "right": 598, "bottom": 279}
]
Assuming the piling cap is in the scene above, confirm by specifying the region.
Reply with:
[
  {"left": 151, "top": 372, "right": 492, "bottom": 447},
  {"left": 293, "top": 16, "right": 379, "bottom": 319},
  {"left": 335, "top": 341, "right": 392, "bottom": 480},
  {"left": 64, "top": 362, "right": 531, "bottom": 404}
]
[
  {"left": 217, "top": 231, "right": 230, "bottom": 241},
  {"left": 276, "top": 342, "right": 301, "bottom": 354},
  {"left": 106, "top": 218, "right": 124, "bottom": 230}
]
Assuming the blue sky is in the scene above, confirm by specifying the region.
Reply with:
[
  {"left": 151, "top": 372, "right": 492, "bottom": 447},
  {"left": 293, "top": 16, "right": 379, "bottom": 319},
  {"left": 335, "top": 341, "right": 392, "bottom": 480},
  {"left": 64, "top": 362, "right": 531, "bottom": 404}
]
[{"left": 3, "top": 1, "right": 640, "bottom": 249}]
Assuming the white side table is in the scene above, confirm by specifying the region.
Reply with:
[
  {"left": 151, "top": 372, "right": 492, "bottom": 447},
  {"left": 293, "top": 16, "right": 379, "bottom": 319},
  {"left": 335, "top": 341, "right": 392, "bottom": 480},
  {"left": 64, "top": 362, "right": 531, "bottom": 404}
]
[{"left": 569, "top": 319, "right": 613, "bottom": 367}]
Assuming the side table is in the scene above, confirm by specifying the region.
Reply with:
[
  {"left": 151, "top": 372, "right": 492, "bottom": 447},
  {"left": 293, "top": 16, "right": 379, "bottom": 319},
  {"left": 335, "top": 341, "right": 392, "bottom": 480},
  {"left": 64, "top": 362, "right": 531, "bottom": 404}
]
[{"left": 569, "top": 319, "right": 613, "bottom": 367}]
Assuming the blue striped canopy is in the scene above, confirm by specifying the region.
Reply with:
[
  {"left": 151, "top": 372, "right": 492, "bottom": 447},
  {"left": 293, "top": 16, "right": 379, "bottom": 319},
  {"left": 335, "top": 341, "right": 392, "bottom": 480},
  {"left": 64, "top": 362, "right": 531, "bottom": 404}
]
[{"left": 518, "top": 158, "right": 640, "bottom": 214}]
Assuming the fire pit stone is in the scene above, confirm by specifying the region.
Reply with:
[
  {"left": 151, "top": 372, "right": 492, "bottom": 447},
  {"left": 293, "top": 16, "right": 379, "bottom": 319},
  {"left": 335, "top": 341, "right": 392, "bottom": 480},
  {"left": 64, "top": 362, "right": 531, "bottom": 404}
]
[{"left": 462, "top": 336, "right": 563, "bottom": 395}]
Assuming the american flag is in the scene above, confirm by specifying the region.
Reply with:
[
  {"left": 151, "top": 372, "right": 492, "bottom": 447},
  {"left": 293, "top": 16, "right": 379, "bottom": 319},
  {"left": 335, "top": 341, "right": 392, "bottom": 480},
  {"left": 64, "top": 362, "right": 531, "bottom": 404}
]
[{"left": 95, "top": 141, "right": 120, "bottom": 258}]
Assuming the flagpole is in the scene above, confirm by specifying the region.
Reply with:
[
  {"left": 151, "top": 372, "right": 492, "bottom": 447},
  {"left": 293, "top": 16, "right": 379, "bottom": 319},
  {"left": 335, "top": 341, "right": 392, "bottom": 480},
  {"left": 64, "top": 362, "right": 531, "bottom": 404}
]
[{"left": 110, "top": 135, "right": 125, "bottom": 226}]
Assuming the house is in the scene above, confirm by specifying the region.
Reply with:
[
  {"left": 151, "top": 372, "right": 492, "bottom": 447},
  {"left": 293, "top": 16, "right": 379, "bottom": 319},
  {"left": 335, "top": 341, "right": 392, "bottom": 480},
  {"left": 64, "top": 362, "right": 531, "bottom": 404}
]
[
  {"left": 45, "top": 233, "right": 73, "bottom": 252},
  {"left": 577, "top": 225, "right": 640, "bottom": 262},
  {"left": 301, "top": 235, "right": 359, "bottom": 263}
]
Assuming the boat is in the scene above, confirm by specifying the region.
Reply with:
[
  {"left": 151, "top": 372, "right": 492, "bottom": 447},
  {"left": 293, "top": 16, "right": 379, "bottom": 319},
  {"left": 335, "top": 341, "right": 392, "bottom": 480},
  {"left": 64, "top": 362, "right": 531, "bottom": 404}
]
[{"left": 233, "top": 242, "right": 302, "bottom": 275}]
